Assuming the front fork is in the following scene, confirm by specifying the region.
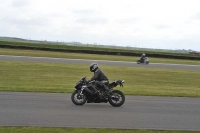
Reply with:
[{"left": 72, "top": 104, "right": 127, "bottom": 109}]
[
  {"left": 78, "top": 88, "right": 84, "bottom": 95},
  {"left": 76, "top": 88, "right": 84, "bottom": 100}
]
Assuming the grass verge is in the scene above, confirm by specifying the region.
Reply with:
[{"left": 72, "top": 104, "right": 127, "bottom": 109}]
[
  {"left": 0, "top": 127, "right": 199, "bottom": 133},
  {"left": 0, "top": 61, "right": 200, "bottom": 97},
  {"left": 0, "top": 48, "right": 200, "bottom": 65}
]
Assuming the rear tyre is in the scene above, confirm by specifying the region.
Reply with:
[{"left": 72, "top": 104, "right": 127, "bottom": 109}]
[
  {"left": 71, "top": 90, "right": 87, "bottom": 105},
  {"left": 109, "top": 90, "right": 125, "bottom": 107}
]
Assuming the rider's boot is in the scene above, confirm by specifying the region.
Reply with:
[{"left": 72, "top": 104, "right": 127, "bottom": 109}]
[{"left": 103, "top": 85, "right": 112, "bottom": 98}]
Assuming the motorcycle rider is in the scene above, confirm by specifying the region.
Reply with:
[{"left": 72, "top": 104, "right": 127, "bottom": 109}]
[
  {"left": 140, "top": 53, "right": 146, "bottom": 62},
  {"left": 87, "top": 63, "right": 111, "bottom": 97}
]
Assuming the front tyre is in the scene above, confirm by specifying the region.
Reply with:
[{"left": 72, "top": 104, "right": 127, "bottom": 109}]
[
  {"left": 109, "top": 90, "right": 125, "bottom": 107},
  {"left": 71, "top": 90, "right": 87, "bottom": 105},
  {"left": 137, "top": 60, "right": 141, "bottom": 64}
]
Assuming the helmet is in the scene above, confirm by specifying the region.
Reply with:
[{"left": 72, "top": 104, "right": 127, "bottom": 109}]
[
  {"left": 142, "top": 53, "right": 146, "bottom": 56},
  {"left": 90, "top": 63, "right": 98, "bottom": 72}
]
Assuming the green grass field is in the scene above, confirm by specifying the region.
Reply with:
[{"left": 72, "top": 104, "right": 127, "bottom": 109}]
[
  {"left": 1, "top": 48, "right": 200, "bottom": 65},
  {"left": 0, "top": 61, "right": 200, "bottom": 97},
  {"left": 0, "top": 127, "right": 199, "bottom": 133}
]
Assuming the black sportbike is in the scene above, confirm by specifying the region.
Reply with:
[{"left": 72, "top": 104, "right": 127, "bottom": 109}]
[{"left": 71, "top": 76, "right": 125, "bottom": 107}]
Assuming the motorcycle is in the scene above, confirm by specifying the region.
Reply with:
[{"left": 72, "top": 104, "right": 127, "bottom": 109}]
[
  {"left": 137, "top": 57, "right": 149, "bottom": 64},
  {"left": 71, "top": 76, "right": 125, "bottom": 107}
]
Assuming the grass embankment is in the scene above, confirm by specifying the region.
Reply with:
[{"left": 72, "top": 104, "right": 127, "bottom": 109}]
[
  {"left": 1, "top": 48, "right": 200, "bottom": 65},
  {"left": 0, "top": 40, "right": 192, "bottom": 55},
  {"left": 0, "top": 61, "right": 200, "bottom": 97},
  {"left": 0, "top": 127, "right": 199, "bottom": 133},
  {"left": 1, "top": 41, "right": 200, "bottom": 60}
]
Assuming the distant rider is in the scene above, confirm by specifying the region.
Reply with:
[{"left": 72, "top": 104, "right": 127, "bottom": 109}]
[
  {"left": 140, "top": 53, "right": 146, "bottom": 62},
  {"left": 87, "top": 63, "right": 111, "bottom": 97}
]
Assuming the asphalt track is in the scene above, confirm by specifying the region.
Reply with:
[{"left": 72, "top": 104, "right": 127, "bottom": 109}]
[
  {"left": 0, "top": 55, "right": 200, "bottom": 70},
  {"left": 0, "top": 92, "right": 200, "bottom": 131},
  {"left": 0, "top": 55, "right": 200, "bottom": 131}
]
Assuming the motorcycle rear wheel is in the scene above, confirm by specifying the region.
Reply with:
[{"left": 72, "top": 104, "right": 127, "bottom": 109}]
[
  {"left": 109, "top": 90, "right": 125, "bottom": 107},
  {"left": 71, "top": 90, "right": 87, "bottom": 105}
]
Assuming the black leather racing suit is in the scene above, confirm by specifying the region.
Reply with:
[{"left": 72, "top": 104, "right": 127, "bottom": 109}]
[
  {"left": 140, "top": 55, "right": 146, "bottom": 62},
  {"left": 90, "top": 68, "right": 108, "bottom": 82},
  {"left": 89, "top": 68, "right": 109, "bottom": 94}
]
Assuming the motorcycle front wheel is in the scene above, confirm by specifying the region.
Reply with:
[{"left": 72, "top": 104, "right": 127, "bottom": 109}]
[
  {"left": 71, "top": 90, "right": 87, "bottom": 105},
  {"left": 109, "top": 90, "right": 125, "bottom": 107},
  {"left": 137, "top": 60, "right": 141, "bottom": 64}
]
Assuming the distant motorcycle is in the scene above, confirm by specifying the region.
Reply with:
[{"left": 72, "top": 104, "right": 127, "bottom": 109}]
[
  {"left": 137, "top": 57, "right": 149, "bottom": 64},
  {"left": 71, "top": 76, "right": 125, "bottom": 107}
]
